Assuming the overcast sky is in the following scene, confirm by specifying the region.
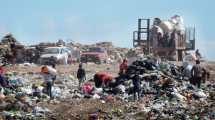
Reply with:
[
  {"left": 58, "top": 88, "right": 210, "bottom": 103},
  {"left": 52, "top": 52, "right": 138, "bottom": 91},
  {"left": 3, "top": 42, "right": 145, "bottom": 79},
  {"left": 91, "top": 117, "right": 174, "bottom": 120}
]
[{"left": 0, "top": 0, "right": 214, "bottom": 60}]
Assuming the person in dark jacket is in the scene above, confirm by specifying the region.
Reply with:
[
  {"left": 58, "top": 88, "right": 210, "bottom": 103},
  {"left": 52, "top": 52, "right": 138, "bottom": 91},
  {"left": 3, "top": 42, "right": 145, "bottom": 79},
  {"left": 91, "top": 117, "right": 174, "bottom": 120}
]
[
  {"left": 191, "top": 60, "right": 203, "bottom": 88},
  {"left": 77, "top": 63, "right": 86, "bottom": 88},
  {"left": 132, "top": 73, "right": 141, "bottom": 101}
]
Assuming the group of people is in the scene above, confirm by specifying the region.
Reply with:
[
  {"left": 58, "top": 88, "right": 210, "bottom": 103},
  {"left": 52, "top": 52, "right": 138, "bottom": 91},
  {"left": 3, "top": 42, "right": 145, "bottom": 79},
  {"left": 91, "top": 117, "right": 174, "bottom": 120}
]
[
  {"left": 75, "top": 58, "right": 210, "bottom": 101},
  {"left": 4, "top": 55, "right": 204, "bottom": 101},
  {"left": 75, "top": 59, "right": 142, "bottom": 100}
]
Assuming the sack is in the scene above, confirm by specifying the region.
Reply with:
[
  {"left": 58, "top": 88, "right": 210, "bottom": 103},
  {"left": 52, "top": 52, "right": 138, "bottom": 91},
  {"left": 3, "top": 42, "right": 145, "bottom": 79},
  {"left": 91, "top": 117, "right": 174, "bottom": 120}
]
[
  {"left": 159, "top": 21, "right": 174, "bottom": 33},
  {"left": 83, "top": 83, "right": 93, "bottom": 94},
  {"left": 47, "top": 66, "right": 57, "bottom": 75}
]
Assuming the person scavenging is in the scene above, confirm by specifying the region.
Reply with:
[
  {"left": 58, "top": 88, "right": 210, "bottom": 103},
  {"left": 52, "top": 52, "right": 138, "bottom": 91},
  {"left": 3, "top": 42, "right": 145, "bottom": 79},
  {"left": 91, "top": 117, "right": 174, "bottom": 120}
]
[
  {"left": 132, "top": 72, "right": 141, "bottom": 101},
  {"left": 77, "top": 63, "right": 86, "bottom": 88},
  {"left": 119, "top": 58, "right": 128, "bottom": 75},
  {"left": 93, "top": 72, "right": 113, "bottom": 88},
  {"left": 191, "top": 60, "right": 204, "bottom": 88},
  {"left": 41, "top": 66, "right": 56, "bottom": 99}
]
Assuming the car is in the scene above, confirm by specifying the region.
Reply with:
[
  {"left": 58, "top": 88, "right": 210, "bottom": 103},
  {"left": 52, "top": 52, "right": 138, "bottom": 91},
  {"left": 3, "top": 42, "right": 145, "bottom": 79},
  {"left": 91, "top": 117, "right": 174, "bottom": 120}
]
[
  {"left": 39, "top": 46, "right": 72, "bottom": 65},
  {"left": 80, "top": 47, "right": 108, "bottom": 64}
]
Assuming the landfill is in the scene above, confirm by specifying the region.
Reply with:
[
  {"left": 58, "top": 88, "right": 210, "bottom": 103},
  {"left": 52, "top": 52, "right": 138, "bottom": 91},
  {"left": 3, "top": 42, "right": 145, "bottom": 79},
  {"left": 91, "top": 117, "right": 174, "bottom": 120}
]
[
  {"left": 0, "top": 17, "right": 214, "bottom": 120},
  {"left": 0, "top": 54, "right": 214, "bottom": 120}
]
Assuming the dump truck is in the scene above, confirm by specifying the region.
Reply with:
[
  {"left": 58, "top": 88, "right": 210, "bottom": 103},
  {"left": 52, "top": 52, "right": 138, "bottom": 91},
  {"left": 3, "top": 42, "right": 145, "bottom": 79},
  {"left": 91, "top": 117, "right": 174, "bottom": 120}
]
[{"left": 133, "top": 15, "right": 195, "bottom": 61}]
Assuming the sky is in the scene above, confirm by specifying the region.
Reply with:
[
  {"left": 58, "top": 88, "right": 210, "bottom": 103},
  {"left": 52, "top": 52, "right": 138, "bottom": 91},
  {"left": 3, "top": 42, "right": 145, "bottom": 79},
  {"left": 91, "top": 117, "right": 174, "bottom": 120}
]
[{"left": 0, "top": 0, "right": 214, "bottom": 60}]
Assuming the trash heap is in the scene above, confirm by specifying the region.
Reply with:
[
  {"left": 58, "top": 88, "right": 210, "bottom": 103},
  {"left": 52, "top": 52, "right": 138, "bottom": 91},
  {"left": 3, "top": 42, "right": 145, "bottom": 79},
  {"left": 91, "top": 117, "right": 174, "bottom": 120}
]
[
  {"left": 0, "top": 68, "right": 81, "bottom": 119},
  {"left": 114, "top": 58, "right": 215, "bottom": 119},
  {"left": 63, "top": 58, "right": 215, "bottom": 119},
  {"left": 0, "top": 58, "right": 214, "bottom": 119}
]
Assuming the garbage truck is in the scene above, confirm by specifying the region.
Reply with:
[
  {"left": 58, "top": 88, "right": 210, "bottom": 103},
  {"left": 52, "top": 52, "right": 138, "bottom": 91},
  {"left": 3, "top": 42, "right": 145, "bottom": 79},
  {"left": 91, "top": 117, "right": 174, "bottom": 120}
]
[{"left": 133, "top": 15, "right": 195, "bottom": 61}]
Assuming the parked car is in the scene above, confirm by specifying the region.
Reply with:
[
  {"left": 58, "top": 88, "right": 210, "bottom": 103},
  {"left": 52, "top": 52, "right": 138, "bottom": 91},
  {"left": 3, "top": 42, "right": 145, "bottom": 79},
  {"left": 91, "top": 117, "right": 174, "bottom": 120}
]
[
  {"left": 81, "top": 47, "right": 108, "bottom": 64},
  {"left": 39, "top": 46, "right": 72, "bottom": 64}
]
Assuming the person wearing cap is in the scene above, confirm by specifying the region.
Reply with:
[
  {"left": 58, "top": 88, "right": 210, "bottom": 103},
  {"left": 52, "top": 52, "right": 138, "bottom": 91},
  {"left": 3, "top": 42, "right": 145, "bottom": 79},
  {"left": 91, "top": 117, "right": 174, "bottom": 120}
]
[
  {"left": 77, "top": 63, "right": 86, "bottom": 88},
  {"left": 41, "top": 66, "right": 54, "bottom": 99},
  {"left": 191, "top": 60, "right": 204, "bottom": 88}
]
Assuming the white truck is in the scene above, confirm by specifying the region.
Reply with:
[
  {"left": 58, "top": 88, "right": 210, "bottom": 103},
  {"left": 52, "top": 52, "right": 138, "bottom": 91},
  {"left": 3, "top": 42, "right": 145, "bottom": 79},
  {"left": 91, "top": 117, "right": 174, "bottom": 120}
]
[{"left": 39, "top": 46, "right": 72, "bottom": 64}]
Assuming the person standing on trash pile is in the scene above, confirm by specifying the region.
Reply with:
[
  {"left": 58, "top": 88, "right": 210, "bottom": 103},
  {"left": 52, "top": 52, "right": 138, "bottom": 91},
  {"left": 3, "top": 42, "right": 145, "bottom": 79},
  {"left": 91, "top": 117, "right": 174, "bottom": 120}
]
[
  {"left": 119, "top": 58, "right": 128, "bottom": 81},
  {"left": 191, "top": 60, "right": 204, "bottom": 88},
  {"left": 132, "top": 72, "right": 141, "bottom": 101},
  {"left": 77, "top": 63, "right": 86, "bottom": 88},
  {"left": 119, "top": 59, "right": 128, "bottom": 75},
  {"left": 94, "top": 72, "right": 113, "bottom": 88},
  {"left": 41, "top": 66, "right": 56, "bottom": 99}
]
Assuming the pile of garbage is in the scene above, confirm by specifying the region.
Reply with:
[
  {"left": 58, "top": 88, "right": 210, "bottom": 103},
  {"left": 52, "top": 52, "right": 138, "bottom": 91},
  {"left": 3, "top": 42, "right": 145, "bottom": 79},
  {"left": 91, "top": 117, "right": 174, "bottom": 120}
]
[
  {"left": 65, "top": 57, "right": 214, "bottom": 119},
  {"left": 0, "top": 67, "right": 80, "bottom": 119},
  {"left": 0, "top": 56, "right": 214, "bottom": 119},
  {"left": 120, "top": 58, "right": 215, "bottom": 119}
]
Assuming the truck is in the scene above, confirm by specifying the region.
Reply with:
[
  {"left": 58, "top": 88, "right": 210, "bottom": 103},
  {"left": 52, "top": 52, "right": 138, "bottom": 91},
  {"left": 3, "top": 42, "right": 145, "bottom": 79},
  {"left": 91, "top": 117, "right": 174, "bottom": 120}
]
[
  {"left": 39, "top": 46, "right": 72, "bottom": 64},
  {"left": 80, "top": 47, "right": 108, "bottom": 64},
  {"left": 133, "top": 15, "right": 195, "bottom": 61}
]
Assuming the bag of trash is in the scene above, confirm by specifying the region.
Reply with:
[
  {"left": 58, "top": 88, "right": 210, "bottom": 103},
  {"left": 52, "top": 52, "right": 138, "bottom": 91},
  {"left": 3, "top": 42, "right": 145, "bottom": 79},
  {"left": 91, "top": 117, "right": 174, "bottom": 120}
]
[
  {"left": 47, "top": 66, "right": 57, "bottom": 75},
  {"left": 159, "top": 21, "right": 174, "bottom": 33},
  {"left": 94, "top": 88, "right": 103, "bottom": 94},
  {"left": 117, "top": 84, "right": 126, "bottom": 93},
  {"left": 152, "top": 25, "right": 164, "bottom": 37},
  {"left": 82, "top": 83, "right": 93, "bottom": 94},
  {"left": 194, "top": 90, "right": 207, "bottom": 98},
  {"left": 52, "top": 86, "right": 61, "bottom": 98},
  {"left": 92, "top": 94, "right": 101, "bottom": 99}
]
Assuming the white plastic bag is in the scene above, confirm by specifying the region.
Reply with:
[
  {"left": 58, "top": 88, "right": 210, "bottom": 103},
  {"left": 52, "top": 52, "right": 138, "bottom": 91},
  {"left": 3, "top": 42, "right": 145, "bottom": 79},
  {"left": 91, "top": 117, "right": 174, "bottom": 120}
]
[
  {"left": 47, "top": 66, "right": 57, "bottom": 75},
  {"left": 159, "top": 21, "right": 174, "bottom": 33}
]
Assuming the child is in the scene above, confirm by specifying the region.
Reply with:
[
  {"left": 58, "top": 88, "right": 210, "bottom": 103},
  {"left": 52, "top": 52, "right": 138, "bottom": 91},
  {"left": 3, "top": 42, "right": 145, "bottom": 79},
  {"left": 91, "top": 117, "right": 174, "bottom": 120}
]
[
  {"left": 41, "top": 66, "right": 56, "bottom": 99},
  {"left": 77, "top": 63, "right": 86, "bottom": 88}
]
